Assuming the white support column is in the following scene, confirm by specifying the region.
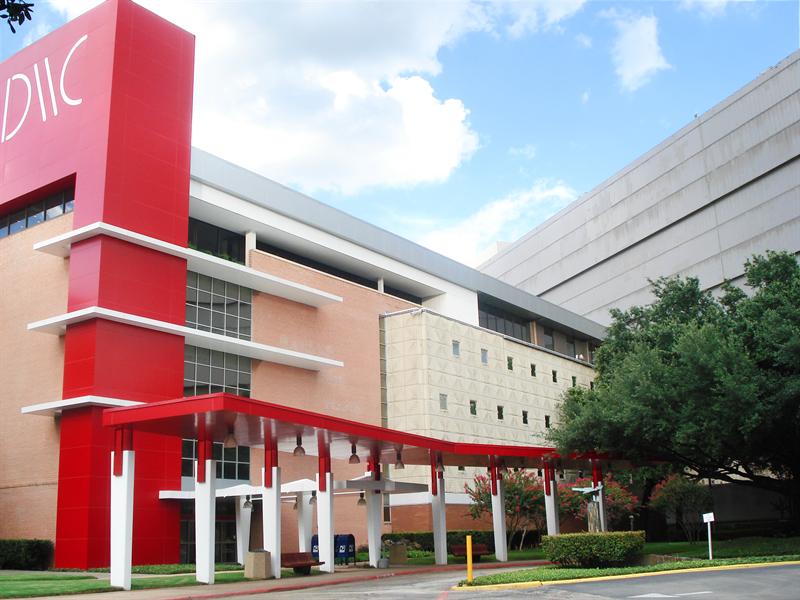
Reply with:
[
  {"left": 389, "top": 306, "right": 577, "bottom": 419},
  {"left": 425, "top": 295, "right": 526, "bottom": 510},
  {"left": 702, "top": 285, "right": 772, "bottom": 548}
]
[
  {"left": 431, "top": 478, "right": 447, "bottom": 565},
  {"left": 261, "top": 466, "right": 282, "bottom": 579},
  {"left": 365, "top": 490, "right": 382, "bottom": 567},
  {"left": 316, "top": 472, "right": 335, "bottom": 573},
  {"left": 491, "top": 478, "right": 508, "bottom": 562},
  {"left": 195, "top": 459, "right": 216, "bottom": 584},
  {"left": 235, "top": 496, "right": 252, "bottom": 566},
  {"left": 544, "top": 468, "right": 560, "bottom": 536},
  {"left": 598, "top": 484, "right": 607, "bottom": 532},
  {"left": 296, "top": 492, "right": 312, "bottom": 553},
  {"left": 244, "top": 231, "right": 257, "bottom": 266},
  {"left": 109, "top": 450, "right": 135, "bottom": 591}
]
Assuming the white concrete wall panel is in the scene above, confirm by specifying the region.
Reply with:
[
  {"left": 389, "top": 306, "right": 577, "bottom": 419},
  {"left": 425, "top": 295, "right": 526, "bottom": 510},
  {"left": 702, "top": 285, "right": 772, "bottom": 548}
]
[{"left": 480, "top": 51, "right": 800, "bottom": 325}]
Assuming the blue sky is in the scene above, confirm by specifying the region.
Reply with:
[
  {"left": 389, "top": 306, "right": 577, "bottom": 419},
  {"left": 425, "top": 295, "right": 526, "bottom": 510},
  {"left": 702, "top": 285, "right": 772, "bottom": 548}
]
[{"left": 3, "top": 0, "right": 798, "bottom": 266}]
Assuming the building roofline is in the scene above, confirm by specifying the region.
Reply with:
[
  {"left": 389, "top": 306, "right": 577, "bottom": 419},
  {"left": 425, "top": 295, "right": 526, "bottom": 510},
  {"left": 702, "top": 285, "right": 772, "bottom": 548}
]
[{"left": 189, "top": 147, "right": 607, "bottom": 341}]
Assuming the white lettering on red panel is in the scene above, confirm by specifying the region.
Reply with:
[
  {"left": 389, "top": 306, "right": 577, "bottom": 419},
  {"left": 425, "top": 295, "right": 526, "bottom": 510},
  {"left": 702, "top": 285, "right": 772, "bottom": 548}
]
[{"left": 1, "top": 34, "right": 87, "bottom": 143}]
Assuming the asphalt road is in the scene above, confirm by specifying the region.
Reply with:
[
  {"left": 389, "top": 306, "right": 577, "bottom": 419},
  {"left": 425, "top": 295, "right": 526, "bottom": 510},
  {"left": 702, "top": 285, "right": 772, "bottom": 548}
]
[{"left": 251, "top": 563, "right": 800, "bottom": 600}]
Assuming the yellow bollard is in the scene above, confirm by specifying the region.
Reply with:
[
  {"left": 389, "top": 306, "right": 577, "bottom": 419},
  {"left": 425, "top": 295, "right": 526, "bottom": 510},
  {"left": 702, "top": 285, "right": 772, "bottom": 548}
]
[{"left": 466, "top": 534, "right": 473, "bottom": 583}]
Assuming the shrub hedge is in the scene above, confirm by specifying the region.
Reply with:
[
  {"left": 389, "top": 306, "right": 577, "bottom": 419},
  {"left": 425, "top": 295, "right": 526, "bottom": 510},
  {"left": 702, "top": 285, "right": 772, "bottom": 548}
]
[
  {"left": 541, "top": 531, "right": 645, "bottom": 568},
  {"left": 383, "top": 530, "right": 496, "bottom": 553},
  {"left": 0, "top": 539, "right": 54, "bottom": 570}
]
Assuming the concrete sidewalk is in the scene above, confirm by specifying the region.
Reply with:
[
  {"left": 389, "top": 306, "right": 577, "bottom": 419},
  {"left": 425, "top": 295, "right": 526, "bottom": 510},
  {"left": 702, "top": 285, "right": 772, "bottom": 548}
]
[{"left": 26, "top": 561, "right": 546, "bottom": 600}]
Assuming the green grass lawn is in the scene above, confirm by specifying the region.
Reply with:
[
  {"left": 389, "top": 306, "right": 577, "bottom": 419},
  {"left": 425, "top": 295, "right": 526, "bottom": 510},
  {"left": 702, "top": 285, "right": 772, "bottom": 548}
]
[
  {"left": 462, "top": 554, "right": 800, "bottom": 587},
  {"left": 86, "top": 562, "right": 242, "bottom": 575},
  {"left": 644, "top": 536, "right": 800, "bottom": 559},
  {"left": 0, "top": 568, "right": 320, "bottom": 598},
  {"left": 0, "top": 574, "right": 113, "bottom": 599}
]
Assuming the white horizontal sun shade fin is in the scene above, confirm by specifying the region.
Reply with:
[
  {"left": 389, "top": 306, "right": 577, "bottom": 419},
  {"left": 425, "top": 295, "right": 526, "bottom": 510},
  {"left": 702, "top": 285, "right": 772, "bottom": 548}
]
[
  {"left": 21, "top": 396, "right": 142, "bottom": 416},
  {"left": 33, "top": 222, "right": 342, "bottom": 308},
  {"left": 27, "top": 307, "right": 343, "bottom": 371}
]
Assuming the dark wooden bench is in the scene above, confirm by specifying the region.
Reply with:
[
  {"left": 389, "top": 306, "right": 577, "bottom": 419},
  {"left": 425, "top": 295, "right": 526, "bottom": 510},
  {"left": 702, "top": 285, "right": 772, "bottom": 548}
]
[
  {"left": 281, "top": 552, "right": 324, "bottom": 574},
  {"left": 451, "top": 543, "right": 490, "bottom": 562}
]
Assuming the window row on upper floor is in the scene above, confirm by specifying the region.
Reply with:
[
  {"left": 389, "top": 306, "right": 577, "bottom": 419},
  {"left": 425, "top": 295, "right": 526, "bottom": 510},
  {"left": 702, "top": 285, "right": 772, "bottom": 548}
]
[
  {"left": 0, "top": 188, "right": 74, "bottom": 240},
  {"left": 450, "top": 340, "right": 594, "bottom": 387}
]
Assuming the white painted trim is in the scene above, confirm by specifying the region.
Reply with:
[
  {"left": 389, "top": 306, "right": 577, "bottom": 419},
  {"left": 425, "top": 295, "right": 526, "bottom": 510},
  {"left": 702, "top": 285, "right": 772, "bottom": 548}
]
[
  {"left": 33, "top": 222, "right": 342, "bottom": 308},
  {"left": 27, "top": 306, "right": 343, "bottom": 371},
  {"left": 21, "top": 396, "right": 141, "bottom": 416},
  {"left": 262, "top": 466, "right": 282, "bottom": 579},
  {"left": 492, "top": 482, "right": 508, "bottom": 562}
]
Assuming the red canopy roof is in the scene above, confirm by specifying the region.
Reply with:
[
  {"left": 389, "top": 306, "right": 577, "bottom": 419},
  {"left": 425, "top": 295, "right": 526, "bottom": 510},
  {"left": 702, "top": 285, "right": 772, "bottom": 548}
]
[{"left": 102, "top": 393, "right": 608, "bottom": 469}]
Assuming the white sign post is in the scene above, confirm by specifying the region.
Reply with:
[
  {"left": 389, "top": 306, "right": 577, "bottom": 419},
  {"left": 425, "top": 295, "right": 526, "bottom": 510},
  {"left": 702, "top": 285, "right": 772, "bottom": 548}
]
[{"left": 703, "top": 512, "right": 715, "bottom": 560}]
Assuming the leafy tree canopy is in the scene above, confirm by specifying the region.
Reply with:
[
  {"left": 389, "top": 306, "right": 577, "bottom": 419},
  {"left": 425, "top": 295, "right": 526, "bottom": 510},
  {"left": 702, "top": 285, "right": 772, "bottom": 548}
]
[
  {"left": 1, "top": 1, "right": 34, "bottom": 34},
  {"left": 550, "top": 251, "right": 800, "bottom": 505}
]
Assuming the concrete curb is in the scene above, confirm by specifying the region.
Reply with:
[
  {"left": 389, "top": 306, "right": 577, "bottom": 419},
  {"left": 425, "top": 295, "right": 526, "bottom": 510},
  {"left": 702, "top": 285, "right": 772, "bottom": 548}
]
[{"left": 449, "top": 559, "right": 800, "bottom": 592}]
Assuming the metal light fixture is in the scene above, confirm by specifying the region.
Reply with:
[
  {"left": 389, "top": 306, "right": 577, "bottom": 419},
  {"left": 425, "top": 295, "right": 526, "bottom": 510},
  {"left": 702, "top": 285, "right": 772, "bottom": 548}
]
[
  {"left": 395, "top": 449, "right": 404, "bottom": 470},
  {"left": 309, "top": 490, "right": 317, "bottom": 505},
  {"left": 292, "top": 495, "right": 298, "bottom": 510},
  {"left": 223, "top": 427, "right": 237, "bottom": 449},
  {"left": 243, "top": 495, "right": 252, "bottom": 510},
  {"left": 293, "top": 433, "right": 305, "bottom": 457},
  {"left": 436, "top": 460, "right": 445, "bottom": 473},
  {"left": 348, "top": 443, "right": 360, "bottom": 465},
  {"left": 357, "top": 492, "right": 367, "bottom": 507}
]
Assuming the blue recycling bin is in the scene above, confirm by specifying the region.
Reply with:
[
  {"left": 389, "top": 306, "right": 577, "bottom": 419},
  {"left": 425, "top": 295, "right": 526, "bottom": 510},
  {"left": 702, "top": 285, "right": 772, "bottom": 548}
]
[{"left": 311, "top": 534, "right": 356, "bottom": 565}]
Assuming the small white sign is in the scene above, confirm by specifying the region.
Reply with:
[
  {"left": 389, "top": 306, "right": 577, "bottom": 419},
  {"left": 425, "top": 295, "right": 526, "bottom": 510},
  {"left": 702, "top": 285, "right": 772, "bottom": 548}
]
[{"left": 703, "top": 512, "right": 715, "bottom": 523}]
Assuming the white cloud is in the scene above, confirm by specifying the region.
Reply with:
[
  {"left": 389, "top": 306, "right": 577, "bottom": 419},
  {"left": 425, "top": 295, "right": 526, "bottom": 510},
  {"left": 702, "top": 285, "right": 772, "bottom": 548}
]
[
  {"left": 581, "top": 90, "right": 590, "bottom": 104},
  {"left": 679, "top": 0, "right": 758, "bottom": 17},
  {"left": 606, "top": 12, "right": 671, "bottom": 92},
  {"left": 501, "top": 0, "right": 586, "bottom": 38},
  {"left": 412, "top": 181, "right": 577, "bottom": 267},
  {"left": 46, "top": 1, "right": 586, "bottom": 195},
  {"left": 575, "top": 32, "right": 593, "bottom": 48},
  {"left": 508, "top": 144, "right": 537, "bottom": 160}
]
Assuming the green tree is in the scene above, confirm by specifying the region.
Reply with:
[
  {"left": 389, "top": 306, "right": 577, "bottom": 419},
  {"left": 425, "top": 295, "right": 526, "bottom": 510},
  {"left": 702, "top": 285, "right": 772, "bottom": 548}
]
[
  {"left": 550, "top": 251, "right": 800, "bottom": 515},
  {"left": 650, "top": 474, "right": 713, "bottom": 542},
  {"left": 1, "top": 1, "right": 34, "bottom": 33}
]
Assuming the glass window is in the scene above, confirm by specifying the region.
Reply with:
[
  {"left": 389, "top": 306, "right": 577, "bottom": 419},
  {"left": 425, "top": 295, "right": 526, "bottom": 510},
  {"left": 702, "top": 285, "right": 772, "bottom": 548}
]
[
  {"left": 507, "top": 356, "right": 513, "bottom": 370},
  {"left": 45, "top": 194, "right": 64, "bottom": 219},
  {"left": 186, "top": 272, "right": 252, "bottom": 340},
  {"left": 530, "top": 363, "right": 537, "bottom": 377},
  {"left": 480, "top": 349, "right": 488, "bottom": 365},
  {"left": 0, "top": 188, "right": 74, "bottom": 238},
  {"left": 522, "top": 410, "right": 528, "bottom": 425},
  {"left": 9, "top": 210, "right": 25, "bottom": 234},
  {"left": 545, "top": 415, "right": 551, "bottom": 428},
  {"left": 572, "top": 376, "right": 577, "bottom": 388},
  {"left": 497, "top": 406, "right": 504, "bottom": 420},
  {"left": 452, "top": 340, "right": 460, "bottom": 357},
  {"left": 566, "top": 336, "right": 576, "bottom": 358},
  {"left": 552, "top": 370, "right": 558, "bottom": 383},
  {"left": 439, "top": 393, "right": 448, "bottom": 411},
  {"left": 477, "top": 302, "right": 531, "bottom": 343},
  {"left": 469, "top": 400, "right": 477, "bottom": 416},
  {"left": 183, "top": 344, "right": 251, "bottom": 398},
  {"left": 542, "top": 327, "right": 555, "bottom": 351},
  {"left": 590, "top": 381, "right": 595, "bottom": 390},
  {"left": 188, "top": 218, "right": 245, "bottom": 264},
  {"left": 26, "top": 202, "right": 44, "bottom": 227}
]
